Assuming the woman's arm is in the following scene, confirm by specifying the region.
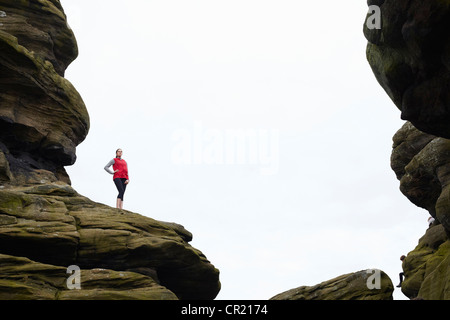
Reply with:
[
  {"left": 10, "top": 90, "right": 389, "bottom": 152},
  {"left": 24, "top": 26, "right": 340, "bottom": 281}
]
[{"left": 104, "top": 159, "right": 115, "bottom": 174}]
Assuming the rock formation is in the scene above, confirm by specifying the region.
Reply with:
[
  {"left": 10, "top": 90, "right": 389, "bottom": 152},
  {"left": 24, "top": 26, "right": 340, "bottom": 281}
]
[
  {"left": 365, "top": 0, "right": 450, "bottom": 299},
  {"left": 270, "top": 270, "right": 394, "bottom": 300},
  {"left": 275, "top": 0, "right": 450, "bottom": 300},
  {"left": 0, "top": 184, "right": 220, "bottom": 299},
  {"left": 391, "top": 122, "right": 450, "bottom": 299},
  {"left": 0, "top": 0, "right": 220, "bottom": 299},
  {"left": 364, "top": 0, "right": 450, "bottom": 139},
  {"left": 0, "top": 0, "right": 89, "bottom": 183}
]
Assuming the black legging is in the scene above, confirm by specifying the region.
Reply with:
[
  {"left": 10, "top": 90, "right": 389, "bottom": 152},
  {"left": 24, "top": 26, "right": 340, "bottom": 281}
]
[{"left": 114, "top": 178, "right": 127, "bottom": 201}]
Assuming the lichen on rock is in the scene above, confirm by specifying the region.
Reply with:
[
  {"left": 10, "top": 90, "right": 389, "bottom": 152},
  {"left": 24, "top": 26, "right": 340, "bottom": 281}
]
[{"left": 401, "top": 225, "right": 449, "bottom": 299}]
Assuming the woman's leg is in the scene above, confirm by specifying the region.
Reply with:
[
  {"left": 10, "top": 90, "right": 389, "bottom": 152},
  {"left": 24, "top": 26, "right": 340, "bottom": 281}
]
[
  {"left": 114, "top": 178, "right": 126, "bottom": 208},
  {"left": 121, "top": 178, "right": 127, "bottom": 200},
  {"left": 120, "top": 178, "right": 127, "bottom": 209}
]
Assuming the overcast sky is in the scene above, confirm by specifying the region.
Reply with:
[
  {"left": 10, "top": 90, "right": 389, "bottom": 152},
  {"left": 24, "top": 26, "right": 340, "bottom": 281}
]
[{"left": 61, "top": 0, "right": 428, "bottom": 300}]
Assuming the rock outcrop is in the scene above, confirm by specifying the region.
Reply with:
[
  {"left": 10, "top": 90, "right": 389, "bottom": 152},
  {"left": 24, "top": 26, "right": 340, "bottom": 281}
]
[
  {"left": 272, "top": 0, "right": 450, "bottom": 300},
  {"left": 365, "top": 0, "right": 450, "bottom": 300},
  {"left": 391, "top": 122, "right": 450, "bottom": 231},
  {"left": 0, "top": 0, "right": 220, "bottom": 300},
  {"left": 0, "top": 183, "right": 220, "bottom": 299},
  {"left": 270, "top": 270, "right": 394, "bottom": 300},
  {"left": 391, "top": 122, "right": 450, "bottom": 299},
  {"left": 364, "top": 0, "right": 450, "bottom": 139},
  {"left": 401, "top": 225, "right": 449, "bottom": 300},
  {"left": 0, "top": 0, "right": 89, "bottom": 184}
]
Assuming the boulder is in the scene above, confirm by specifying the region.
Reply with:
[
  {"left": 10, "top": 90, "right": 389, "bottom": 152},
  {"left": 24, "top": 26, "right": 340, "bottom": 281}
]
[{"left": 270, "top": 269, "right": 394, "bottom": 300}]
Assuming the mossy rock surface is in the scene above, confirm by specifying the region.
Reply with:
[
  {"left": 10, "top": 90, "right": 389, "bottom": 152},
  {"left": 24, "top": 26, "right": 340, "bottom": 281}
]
[
  {"left": 402, "top": 225, "right": 449, "bottom": 299},
  {"left": 0, "top": 184, "right": 220, "bottom": 300}
]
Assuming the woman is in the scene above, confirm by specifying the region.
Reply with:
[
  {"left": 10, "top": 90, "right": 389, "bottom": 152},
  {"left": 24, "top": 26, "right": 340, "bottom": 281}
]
[{"left": 104, "top": 148, "right": 129, "bottom": 209}]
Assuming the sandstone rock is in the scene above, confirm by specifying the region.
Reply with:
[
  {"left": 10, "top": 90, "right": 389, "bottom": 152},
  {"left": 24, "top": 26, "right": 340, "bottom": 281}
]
[
  {"left": 364, "top": 0, "right": 450, "bottom": 138},
  {"left": 270, "top": 269, "right": 394, "bottom": 300},
  {"left": 0, "top": 253, "right": 178, "bottom": 300},
  {"left": 390, "top": 122, "right": 450, "bottom": 299},
  {"left": 391, "top": 122, "right": 450, "bottom": 233},
  {"left": 0, "top": 148, "right": 12, "bottom": 182},
  {"left": 0, "top": 183, "right": 221, "bottom": 299},
  {"left": 401, "top": 225, "right": 449, "bottom": 299},
  {"left": 0, "top": 0, "right": 89, "bottom": 182},
  {"left": 365, "top": 1, "right": 450, "bottom": 300}
]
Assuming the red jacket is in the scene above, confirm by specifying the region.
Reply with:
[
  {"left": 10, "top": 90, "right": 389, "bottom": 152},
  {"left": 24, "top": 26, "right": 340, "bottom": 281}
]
[{"left": 113, "top": 158, "right": 129, "bottom": 180}]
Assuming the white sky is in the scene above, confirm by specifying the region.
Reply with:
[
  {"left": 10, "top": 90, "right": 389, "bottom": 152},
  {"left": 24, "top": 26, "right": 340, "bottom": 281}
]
[{"left": 61, "top": 0, "right": 427, "bottom": 300}]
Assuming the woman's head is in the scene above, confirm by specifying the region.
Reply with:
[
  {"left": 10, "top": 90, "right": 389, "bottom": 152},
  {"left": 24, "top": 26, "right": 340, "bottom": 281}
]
[{"left": 116, "top": 148, "right": 123, "bottom": 157}]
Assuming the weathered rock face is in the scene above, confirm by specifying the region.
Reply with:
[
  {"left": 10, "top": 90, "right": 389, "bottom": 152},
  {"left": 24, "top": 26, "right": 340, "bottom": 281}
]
[
  {"left": 392, "top": 122, "right": 450, "bottom": 231},
  {"left": 364, "top": 0, "right": 450, "bottom": 300},
  {"left": 272, "top": 0, "right": 450, "bottom": 300},
  {"left": 364, "top": 0, "right": 450, "bottom": 138},
  {"left": 391, "top": 122, "right": 450, "bottom": 299},
  {"left": 0, "top": 254, "right": 178, "bottom": 300},
  {"left": 270, "top": 270, "right": 394, "bottom": 300},
  {"left": 0, "top": 0, "right": 89, "bottom": 184},
  {"left": 0, "top": 0, "right": 220, "bottom": 300},
  {"left": 0, "top": 184, "right": 220, "bottom": 299}
]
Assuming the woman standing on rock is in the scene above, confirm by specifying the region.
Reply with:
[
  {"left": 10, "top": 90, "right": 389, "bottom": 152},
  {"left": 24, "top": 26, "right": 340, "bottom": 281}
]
[{"left": 104, "top": 148, "right": 129, "bottom": 209}]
